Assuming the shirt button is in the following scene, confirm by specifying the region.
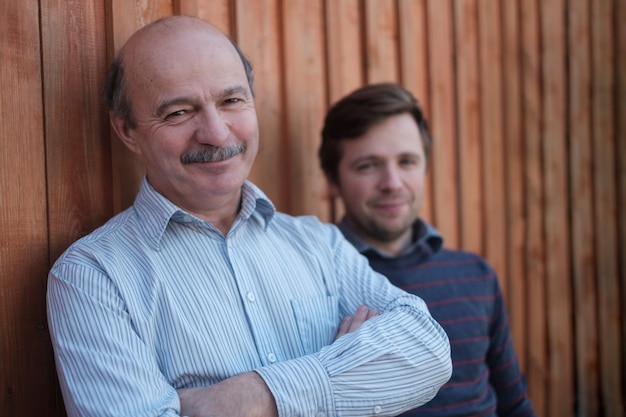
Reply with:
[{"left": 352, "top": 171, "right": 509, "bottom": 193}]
[
  {"left": 247, "top": 292, "right": 255, "bottom": 302},
  {"left": 373, "top": 405, "right": 383, "bottom": 414},
  {"left": 267, "top": 353, "right": 277, "bottom": 363}
]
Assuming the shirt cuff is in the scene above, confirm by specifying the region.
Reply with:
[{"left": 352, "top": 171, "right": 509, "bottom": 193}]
[{"left": 255, "top": 354, "right": 334, "bottom": 417}]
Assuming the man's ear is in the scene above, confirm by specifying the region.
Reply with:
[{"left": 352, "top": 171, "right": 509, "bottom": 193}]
[
  {"left": 110, "top": 113, "right": 141, "bottom": 155},
  {"left": 327, "top": 181, "right": 341, "bottom": 199}
]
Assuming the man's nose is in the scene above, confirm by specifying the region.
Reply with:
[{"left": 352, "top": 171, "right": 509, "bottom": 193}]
[
  {"left": 379, "top": 165, "right": 403, "bottom": 190},
  {"left": 194, "top": 107, "right": 229, "bottom": 146}
]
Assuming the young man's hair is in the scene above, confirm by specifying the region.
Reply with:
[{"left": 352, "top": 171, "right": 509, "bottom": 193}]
[{"left": 318, "top": 82, "right": 432, "bottom": 184}]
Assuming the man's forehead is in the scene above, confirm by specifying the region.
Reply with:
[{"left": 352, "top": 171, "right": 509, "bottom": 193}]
[{"left": 120, "top": 17, "right": 229, "bottom": 65}]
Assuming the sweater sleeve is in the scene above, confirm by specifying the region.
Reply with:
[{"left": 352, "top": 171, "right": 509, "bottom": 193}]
[{"left": 487, "top": 275, "right": 537, "bottom": 417}]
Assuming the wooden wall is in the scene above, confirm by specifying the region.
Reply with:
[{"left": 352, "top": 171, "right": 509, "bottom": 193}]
[{"left": 1, "top": 0, "right": 624, "bottom": 416}]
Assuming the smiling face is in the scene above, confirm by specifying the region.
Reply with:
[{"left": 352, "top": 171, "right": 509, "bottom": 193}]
[
  {"left": 110, "top": 18, "right": 258, "bottom": 227},
  {"left": 330, "top": 113, "right": 427, "bottom": 255}
]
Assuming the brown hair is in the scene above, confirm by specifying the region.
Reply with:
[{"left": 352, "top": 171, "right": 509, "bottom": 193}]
[{"left": 318, "top": 82, "right": 432, "bottom": 184}]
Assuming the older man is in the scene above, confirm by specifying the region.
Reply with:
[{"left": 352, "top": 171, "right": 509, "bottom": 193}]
[{"left": 47, "top": 16, "right": 451, "bottom": 417}]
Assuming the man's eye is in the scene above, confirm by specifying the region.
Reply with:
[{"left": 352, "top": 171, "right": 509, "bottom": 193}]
[
  {"left": 167, "top": 110, "right": 187, "bottom": 118},
  {"left": 224, "top": 98, "right": 242, "bottom": 105},
  {"left": 355, "top": 162, "right": 374, "bottom": 172}
]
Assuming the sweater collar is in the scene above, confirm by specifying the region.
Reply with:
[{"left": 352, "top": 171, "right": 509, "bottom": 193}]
[{"left": 337, "top": 217, "right": 443, "bottom": 259}]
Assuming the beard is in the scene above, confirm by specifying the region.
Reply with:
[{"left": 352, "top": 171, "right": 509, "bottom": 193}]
[
  {"left": 348, "top": 210, "right": 416, "bottom": 243},
  {"left": 181, "top": 144, "right": 246, "bottom": 164}
]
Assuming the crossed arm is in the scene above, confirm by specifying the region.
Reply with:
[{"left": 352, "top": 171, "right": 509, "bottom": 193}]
[{"left": 177, "top": 306, "right": 379, "bottom": 417}]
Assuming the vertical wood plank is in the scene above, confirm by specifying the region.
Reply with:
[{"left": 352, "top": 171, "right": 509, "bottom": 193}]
[
  {"left": 397, "top": 0, "right": 433, "bottom": 225},
  {"left": 426, "top": 0, "right": 459, "bottom": 248},
  {"left": 591, "top": 1, "right": 623, "bottom": 415},
  {"left": 616, "top": 1, "right": 626, "bottom": 408},
  {"left": 324, "top": 0, "right": 363, "bottom": 222},
  {"left": 568, "top": 1, "right": 599, "bottom": 415},
  {"left": 477, "top": 0, "right": 507, "bottom": 296},
  {"left": 105, "top": 0, "right": 173, "bottom": 213},
  {"left": 196, "top": 0, "right": 232, "bottom": 36},
  {"left": 235, "top": 0, "right": 288, "bottom": 210},
  {"left": 282, "top": 0, "right": 330, "bottom": 219},
  {"left": 173, "top": 0, "right": 198, "bottom": 17},
  {"left": 501, "top": 0, "right": 527, "bottom": 372},
  {"left": 453, "top": 0, "right": 483, "bottom": 255},
  {"left": 521, "top": 0, "right": 548, "bottom": 414},
  {"left": 0, "top": 3, "right": 54, "bottom": 416},
  {"left": 540, "top": 0, "right": 574, "bottom": 415},
  {"left": 42, "top": 0, "right": 113, "bottom": 261},
  {"left": 325, "top": 0, "right": 363, "bottom": 103},
  {"left": 363, "top": 0, "right": 398, "bottom": 83}
]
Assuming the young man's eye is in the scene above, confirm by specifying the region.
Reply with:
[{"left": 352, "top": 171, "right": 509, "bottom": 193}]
[{"left": 355, "top": 162, "right": 375, "bottom": 172}]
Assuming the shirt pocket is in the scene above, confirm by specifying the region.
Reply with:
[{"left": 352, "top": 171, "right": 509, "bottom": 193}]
[{"left": 291, "top": 296, "right": 339, "bottom": 355}]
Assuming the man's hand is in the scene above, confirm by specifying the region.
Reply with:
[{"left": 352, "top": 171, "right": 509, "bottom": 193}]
[
  {"left": 335, "top": 305, "right": 379, "bottom": 340},
  {"left": 178, "top": 371, "right": 277, "bottom": 417}
]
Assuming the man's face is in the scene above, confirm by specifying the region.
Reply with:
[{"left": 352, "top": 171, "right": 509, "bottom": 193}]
[
  {"left": 115, "top": 23, "right": 259, "bottom": 216},
  {"left": 331, "top": 113, "right": 427, "bottom": 247}
]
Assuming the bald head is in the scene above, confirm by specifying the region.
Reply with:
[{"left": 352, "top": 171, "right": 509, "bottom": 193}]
[{"left": 103, "top": 16, "right": 253, "bottom": 129}]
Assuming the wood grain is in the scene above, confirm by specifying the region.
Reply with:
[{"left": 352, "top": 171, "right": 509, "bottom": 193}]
[
  {"left": 591, "top": 0, "right": 623, "bottom": 414},
  {"left": 426, "top": 0, "right": 459, "bottom": 248},
  {"left": 568, "top": 0, "right": 599, "bottom": 414},
  {"left": 540, "top": 0, "right": 574, "bottom": 414},
  {"left": 521, "top": 0, "right": 548, "bottom": 414},
  {"left": 454, "top": 0, "right": 483, "bottom": 256},
  {"left": 501, "top": 0, "right": 527, "bottom": 370}
]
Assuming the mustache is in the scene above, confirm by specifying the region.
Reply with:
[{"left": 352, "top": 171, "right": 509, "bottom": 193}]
[{"left": 181, "top": 144, "right": 246, "bottom": 164}]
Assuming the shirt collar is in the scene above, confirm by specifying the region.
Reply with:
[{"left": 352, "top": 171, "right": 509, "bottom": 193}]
[
  {"left": 134, "top": 176, "right": 275, "bottom": 250},
  {"left": 337, "top": 217, "right": 443, "bottom": 259}
]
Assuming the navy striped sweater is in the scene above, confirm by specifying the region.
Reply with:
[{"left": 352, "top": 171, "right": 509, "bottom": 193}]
[{"left": 338, "top": 219, "right": 537, "bottom": 417}]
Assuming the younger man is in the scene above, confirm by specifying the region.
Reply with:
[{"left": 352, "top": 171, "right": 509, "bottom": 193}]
[{"left": 318, "top": 83, "right": 536, "bottom": 416}]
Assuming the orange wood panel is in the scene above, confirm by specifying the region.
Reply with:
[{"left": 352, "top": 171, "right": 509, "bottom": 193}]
[
  {"left": 501, "top": 0, "right": 527, "bottom": 371},
  {"left": 568, "top": 0, "right": 600, "bottom": 414},
  {"left": 363, "top": 0, "right": 398, "bottom": 83},
  {"left": 43, "top": 0, "right": 113, "bottom": 260},
  {"left": 281, "top": 0, "right": 330, "bottom": 219},
  {"left": 617, "top": 0, "right": 626, "bottom": 398},
  {"left": 477, "top": 0, "right": 507, "bottom": 295},
  {"left": 173, "top": 0, "right": 198, "bottom": 18},
  {"left": 235, "top": 0, "right": 289, "bottom": 211},
  {"left": 0, "top": 2, "right": 56, "bottom": 417},
  {"left": 196, "top": 0, "right": 232, "bottom": 36},
  {"left": 426, "top": 0, "right": 458, "bottom": 248},
  {"left": 520, "top": 0, "right": 548, "bottom": 414},
  {"left": 324, "top": 0, "right": 363, "bottom": 222},
  {"left": 397, "top": 0, "right": 433, "bottom": 225},
  {"left": 105, "top": 0, "right": 173, "bottom": 213},
  {"left": 591, "top": 1, "right": 624, "bottom": 414},
  {"left": 453, "top": 0, "right": 483, "bottom": 255},
  {"left": 540, "top": 0, "right": 574, "bottom": 415},
  {"left": 325, "top": 0, "right": 363, "bottom": 102}
]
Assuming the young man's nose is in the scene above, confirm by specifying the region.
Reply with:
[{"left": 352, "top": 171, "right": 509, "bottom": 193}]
[{"left": 378, "top": 165, "right": 403, "bottom": 190}]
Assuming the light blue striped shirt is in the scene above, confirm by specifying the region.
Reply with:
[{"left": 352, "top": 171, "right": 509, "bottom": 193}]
[{"left": 47, "top": 178, "right": 451, "bottom": 417}]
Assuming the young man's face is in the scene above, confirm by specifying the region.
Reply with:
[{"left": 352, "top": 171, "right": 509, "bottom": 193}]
[{"left": 330, "top": 113, "right": 427, "bottom": 250}]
